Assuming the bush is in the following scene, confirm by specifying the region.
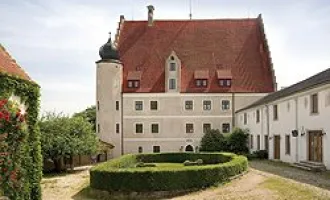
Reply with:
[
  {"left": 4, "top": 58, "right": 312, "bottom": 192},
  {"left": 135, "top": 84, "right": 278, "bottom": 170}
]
[
  {"left": 90, "top": 152, "right": 247, "bottom": 192},
  {"left": 200, "top": 129, "right": 227, "bottom": 152},
  {"left": 135, "top": 162, "right": 156, "bottom": 168},
  {"left": 225, "top": 128, "right": 249, "bottom": 154},
  {"left": 253, "top": 150, "right": 268, "bottom": 159}
]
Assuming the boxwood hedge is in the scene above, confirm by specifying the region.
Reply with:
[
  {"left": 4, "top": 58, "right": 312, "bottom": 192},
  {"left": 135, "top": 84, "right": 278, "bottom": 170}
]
[{"left": 90, "top": 152, "right": 247, "bottom": 192}]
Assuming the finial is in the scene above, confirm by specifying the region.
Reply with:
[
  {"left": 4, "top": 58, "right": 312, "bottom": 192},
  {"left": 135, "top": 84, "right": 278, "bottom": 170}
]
[{"left": 107, "top": 32, "right": 112, "bottom": 43}]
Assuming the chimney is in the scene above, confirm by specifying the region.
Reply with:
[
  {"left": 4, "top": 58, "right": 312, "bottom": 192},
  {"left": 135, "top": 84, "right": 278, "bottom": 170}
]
[{"left": 147, "top": 5, "right": 155, "bottom": 26}]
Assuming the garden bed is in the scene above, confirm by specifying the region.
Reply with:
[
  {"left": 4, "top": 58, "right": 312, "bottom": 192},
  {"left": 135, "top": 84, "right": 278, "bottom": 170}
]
[{"left": 90, "top": 152, "right": 247, "bottom": 192}]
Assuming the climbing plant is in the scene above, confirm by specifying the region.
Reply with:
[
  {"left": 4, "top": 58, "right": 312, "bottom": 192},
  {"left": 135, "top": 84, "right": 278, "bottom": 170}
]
[{"left": 0, "top": 72, "right": 41, "bottom": 200}]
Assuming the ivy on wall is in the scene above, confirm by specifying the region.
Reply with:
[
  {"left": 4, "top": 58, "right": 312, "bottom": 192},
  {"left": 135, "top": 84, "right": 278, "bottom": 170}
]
[{"left": 0, "top": 72, "right": 42, "bottom": 200}]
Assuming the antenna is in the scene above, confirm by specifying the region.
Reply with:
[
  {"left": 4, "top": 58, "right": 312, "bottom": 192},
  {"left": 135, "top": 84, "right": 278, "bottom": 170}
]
[{"left": 189, "top": 0, "right": 192, "bottom": 20}]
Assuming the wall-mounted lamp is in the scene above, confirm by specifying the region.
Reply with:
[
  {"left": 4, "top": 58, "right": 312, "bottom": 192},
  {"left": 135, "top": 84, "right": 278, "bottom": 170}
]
[
  {"left": 322, "top": 130, "right": 327, "bottom": 136},
  {"left": 268, "top": 136, "right": 273, "bottom": 140},
  {"left": 292, "top": 130, "right": 298, "bottom": 137},
  {"left": 300, "top": 127, "right": 306, "bottom": 137}
]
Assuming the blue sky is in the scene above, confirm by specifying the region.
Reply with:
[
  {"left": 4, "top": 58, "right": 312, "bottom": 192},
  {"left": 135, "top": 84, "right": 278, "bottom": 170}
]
[{"left": 1, "top": 0, "right": 330, "bottom": 115}]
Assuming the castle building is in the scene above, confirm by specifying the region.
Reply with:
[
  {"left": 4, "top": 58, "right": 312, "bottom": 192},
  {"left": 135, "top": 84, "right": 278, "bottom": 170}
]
[{"left": 96, "top": 5, "right": 276, "bottom": 158}]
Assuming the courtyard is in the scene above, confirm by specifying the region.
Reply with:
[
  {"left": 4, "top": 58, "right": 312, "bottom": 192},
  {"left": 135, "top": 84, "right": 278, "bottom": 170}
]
[{"left": 41, "top": 160, "right": 330, "bottom": 200}]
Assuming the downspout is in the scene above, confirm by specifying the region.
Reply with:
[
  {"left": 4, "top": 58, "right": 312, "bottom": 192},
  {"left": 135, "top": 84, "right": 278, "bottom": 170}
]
[
  {"left": 295, "top": 97, "right": 299, "bottom": 162},
  {"left": 232, "top": 93, "right": 235, "bottom": 128},
  {"left": 121, "top": 91, "right": 124, "bottom": 156}
]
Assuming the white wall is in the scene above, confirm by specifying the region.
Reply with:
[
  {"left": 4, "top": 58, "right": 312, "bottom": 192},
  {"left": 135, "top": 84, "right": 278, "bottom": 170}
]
[{"left": 236, "top": 83, "right": 330, "bottom": 169}]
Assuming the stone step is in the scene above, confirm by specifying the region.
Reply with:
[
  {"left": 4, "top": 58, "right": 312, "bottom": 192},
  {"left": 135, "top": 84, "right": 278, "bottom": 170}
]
[
  {"left": 292, "top": 161, "right": 326, "bottom": 172},
  {"left": 299, "top": 160, "right": 325, "bottom": 167}
]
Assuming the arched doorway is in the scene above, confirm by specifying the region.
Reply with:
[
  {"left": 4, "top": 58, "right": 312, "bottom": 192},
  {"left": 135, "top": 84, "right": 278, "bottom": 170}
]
[{"left": 185, "top": 145, "right": 194, "bottom": 152}]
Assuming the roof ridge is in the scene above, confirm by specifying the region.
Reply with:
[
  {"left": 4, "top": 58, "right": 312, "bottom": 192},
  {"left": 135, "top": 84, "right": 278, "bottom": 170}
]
[{"left": 124, "top": 18, "right": 258, "bottom": 23}]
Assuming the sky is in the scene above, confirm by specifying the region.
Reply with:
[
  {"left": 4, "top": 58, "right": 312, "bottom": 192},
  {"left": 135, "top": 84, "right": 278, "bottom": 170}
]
[{"left": 1, "top": 0, "right": 330, "bottom": 115}]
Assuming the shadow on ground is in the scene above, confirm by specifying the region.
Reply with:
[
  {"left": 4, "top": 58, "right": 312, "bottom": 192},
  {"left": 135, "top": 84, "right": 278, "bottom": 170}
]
[
  {"left": 72, "top": 186, "right": 206, "bottom": 200},
  {"left": 249, "top": 160, "right": 330, "bottom": 191}
]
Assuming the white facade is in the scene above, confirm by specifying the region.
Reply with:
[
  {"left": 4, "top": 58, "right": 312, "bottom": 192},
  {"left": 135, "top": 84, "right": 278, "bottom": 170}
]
[{"left": 236, "top": 83, "right": 330, "bottom": 169}]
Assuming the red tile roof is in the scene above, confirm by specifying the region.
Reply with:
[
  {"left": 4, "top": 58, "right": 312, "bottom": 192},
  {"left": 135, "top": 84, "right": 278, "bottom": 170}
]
[
  {"left": 118, "top": 15, "right": 275, "bottom": 93},
  {"left": 0, "top": 44, "right": 31, "bottom": 81}
]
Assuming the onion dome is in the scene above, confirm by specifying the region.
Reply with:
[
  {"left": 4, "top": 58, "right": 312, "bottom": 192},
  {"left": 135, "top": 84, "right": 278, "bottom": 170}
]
[{"left": 99, "top": 32, "right": 119, "bottom": 60}]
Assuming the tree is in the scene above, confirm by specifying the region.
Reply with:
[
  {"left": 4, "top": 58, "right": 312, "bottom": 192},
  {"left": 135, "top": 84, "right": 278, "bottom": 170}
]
[
  {"left": 40, "top": 112, "right": 99, "bottom": 172},
  {"left": 226, "top": 128, "right": 249, "bottom": 154},
  {"left": 73, "top": 105, "right": 96, "bottom": 131},
  {"left": 200, "top": 129, "right": 226, "bottom": 152}
]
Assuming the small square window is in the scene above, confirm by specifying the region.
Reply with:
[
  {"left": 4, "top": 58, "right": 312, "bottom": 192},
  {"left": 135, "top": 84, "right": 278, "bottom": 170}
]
[
  {"left": 203, "top": 123, "right": 211, "bottom": 133},
  {"left": 219, "top": 79, "right": 232, "bottom": 87},
  {"left": 186, "top": 123, "right": 194, "bottom": 133},
  {"left": 151, "top": 124, "right": 159, "bottom": 133},
  {"left": 170, "top": 63, "right": 176, "bottom": 71},
  {"left": 196, "top": 79, "right": 207, "bottom": 87},
  {"left": 222, "top": 123, "right": 230, "bottom": 133},
  {"left": 135, "top": 101, "right": 143, "bottom": 111},
  {"left": 128, "top": 80, "right": 139, "bottom": 88},
  {"left": 169, "top": 79, "right": 176, "bottom": 90},
  {"left": 203, "top": 100, "right": 211, "bottom": 110},
  {"left": 185, "top": 100, "right": 193, "bottom": 110},
  {"left": 222, "top": 100, "right": 230, "bottom": 110},
  {"left": 153, "top": 146, "right": 160, "bottom": 153},
  {"left": 116, "top": 123, "right": 120, "bottom": 134},
  {"left": 138, "top": 146, "right": 143, "bottom": 153},
  {"left": 150, "top": 101, "right": 158, "bottom": 110},
  {"left": 136, "top": 124, "right": 143, "bottom": 133}
]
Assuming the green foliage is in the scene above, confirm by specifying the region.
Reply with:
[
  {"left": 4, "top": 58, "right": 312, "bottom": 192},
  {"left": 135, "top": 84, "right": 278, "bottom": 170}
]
[
  {"left": 200, "top": 129, "right": 226, "bottom": 152},
  {"left": 0, "top": 73, "right": 42, "bottom": 200},
  {"left": 250, "top": 150, "right": 268, "bottom": 160},
  {"left": 73, "top": 106, "right": 96, "bottom": 131},
  {"left": 226, "top": 128, "right": 249, "bottom": 154},
  {"left": 135, "top": 162, "right": 156, "bottom": 168},
  {"left": 40, "top": 112, "right": 99, "bottom": 169},
  {"left": 90, "top": 152, "right": 247, "bottom": 192}
]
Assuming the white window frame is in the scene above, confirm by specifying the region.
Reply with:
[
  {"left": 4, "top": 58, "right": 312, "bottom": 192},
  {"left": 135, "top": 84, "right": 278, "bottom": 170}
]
[
  {"left": 169, "top": 78, "right": 176, "bottom": 90},
  {"left": 153, "top": 145, "right": 161, "bottom": 153},
  {"left": 134, "top": 100, "right": 144, "bottom": 111},
  {"left": 185, "top": 123, "right": 194, "bottom": 134},
  {"left": 203, "top": 123, "right": 212, "bottom": 133},
  {"left": 221, "top": 100, "right": 230, "bottom": 110},
  {"left": 184, "top": 100, "right": 194, "bottom": 111},
  {"left": 222, "top": 123, "right": 230, "bottom": 133},
  {"left": 150, "top": 123, "right": 160, "bottom": 134},
  {"left": 169, "top": 62, "right": 176, "bottom": 71},
  {"left": 134, "top": 122, "right": 144, "bottom": 134},
  {"left": 203, "top": 100, "right": 212, "bottom": 111},
  {"left": 150, "top": 100, "right": 159, "bottom": 111}
]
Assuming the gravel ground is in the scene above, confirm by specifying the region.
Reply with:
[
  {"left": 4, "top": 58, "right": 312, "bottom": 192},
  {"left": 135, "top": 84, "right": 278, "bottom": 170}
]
[{"left": 41, "top": 161, "right": 330, "bottom": 200}]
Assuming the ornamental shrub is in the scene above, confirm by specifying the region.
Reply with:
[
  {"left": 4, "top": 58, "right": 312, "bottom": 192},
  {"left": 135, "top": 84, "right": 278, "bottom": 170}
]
[
  {"left": 0, "top": 73, "right": 42, "bottom": 200},
  {"left": 90, "top": 152, "right": 247, "bottom": 192}
]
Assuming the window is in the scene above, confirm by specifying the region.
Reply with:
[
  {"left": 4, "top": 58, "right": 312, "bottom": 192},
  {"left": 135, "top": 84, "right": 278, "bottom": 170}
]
[
  {"left": 256, "top": 110, "right": 260, "bottom": 123},
  {"left": 186, "top": 123, "right": 194, "bottom": 133},
  {"left": 135, "top": 123, "right": 143, "bottom": 133},
  {"left": 185, "top": 100, "right": 193, "bottom": 110},
  {"left": 169, "top": 63, "right": 176, "bottom": 71},
  {"left": 138, "top": 146, "right": 143, "bottom": 153},
  {"left": 151, "top": 124, "right": 159, "bottom": 133},
  {"left": 128, "top": 80, "right": 140, "bottom": 88},
  {"left": 273, "top": 105, "right": 278, "bottom": 120},
  {"left": 244, "top": 113, "right": 247, "bottom": 125},
  {"left": 196, "top": 79, "right": 208, "bottom": 87},
  {"left": 203, "top": 100, "right": 211, "bottom": 110},
  {"left": 285, "top": 135, "right": 291, "bottom": 155},
  {"left": 222, "top": 123, "right": 230, "bottom": 133},
  {"left": 153, "top": 146, "right": 160, "bottom": 153},
  {"left": 264, "top": 135, "right": 269, "bottom": 151},
  {"left": 150, "top": 101, "right": 158, "bottom": 110},
  {"left": 250, "top": 135, "right": 254, "bottom": 149},
  {"left": 219, "top": 79, "right": 232, "bottom": 87},
  {"left": 311, "top": 93, "right": 318, "bottom": 114},
  {"left": 135, "top": 101, "right": 143, "bottom": 111},
  {"left": 257, "top": 135, "right": 260, "bottom": 150},
  {"left": 222, "top": 100, "right": 230, "bottom": 110},
  {"left": 97, "top": 124, "right": 100, "bottom": 133},
  {"left": 203, "top": 123, "right": 211, "bottom": 133},
  {"left": 97, "top": 101, "right": 100, "bottom": 111},
  {"left": 169, "top": 79, "right": 176, "bottom": 90},
  {"left": 116, "top": 123, "right": 120, "bottom": 134},
  {"left": 326, "top": 92, "right": 330, "bottom": 107},
  {"left": 116, "top": 101, "right": 119, "bottom": 111}
]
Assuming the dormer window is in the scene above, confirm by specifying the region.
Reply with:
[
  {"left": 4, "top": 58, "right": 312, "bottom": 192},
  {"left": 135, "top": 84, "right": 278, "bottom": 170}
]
[
  {"left": 196, "top": 79, "right": 208, "bottom": 87},
  {"left": 217, "top": 70, "right": 232, "bottom": 88},
  {"left": 194, "top": 70, "right": 209, "bottom": 88},
  {"left": 219, "top": 79, "right": 231, "bottom": 87},
  {"left": 127, "top": 71, "right": 142, "bottom": 88}
]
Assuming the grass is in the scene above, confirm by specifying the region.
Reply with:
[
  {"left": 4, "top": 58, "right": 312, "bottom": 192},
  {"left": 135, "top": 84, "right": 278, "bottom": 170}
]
[{"left": 261, "top": 177, "right": 330, "bottom": 200}]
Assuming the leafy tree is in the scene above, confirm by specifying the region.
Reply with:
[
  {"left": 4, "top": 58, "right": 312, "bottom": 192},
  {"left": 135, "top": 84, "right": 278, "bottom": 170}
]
[
  {"left": 226, "top": 128, "right": 249, "bottom": 154},
  {"left": 40, "top": 112, "right": 99, "bottom": 172},
  {"left": 73, "top": 105, "right": 96, "bottom": 131},
  {"left": 200, "top": 129, "right": 226, "bottom": 152}
]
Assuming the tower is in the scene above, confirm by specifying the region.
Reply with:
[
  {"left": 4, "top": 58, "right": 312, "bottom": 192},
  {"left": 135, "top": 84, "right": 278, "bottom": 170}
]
[{"left": 96, "top": 33, "right": 123, "bottom": 158}]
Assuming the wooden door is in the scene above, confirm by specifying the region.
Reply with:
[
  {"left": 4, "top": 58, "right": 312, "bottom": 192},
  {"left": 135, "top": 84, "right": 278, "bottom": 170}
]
[
  {"left": 273, "top": 135, "right": 281, "bottom": 159},
  {"left": 308, "top": 131, "right": 323, "bottom": 162}
]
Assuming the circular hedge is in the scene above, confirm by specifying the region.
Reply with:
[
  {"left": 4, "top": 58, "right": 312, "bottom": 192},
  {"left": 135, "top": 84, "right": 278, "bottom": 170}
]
[{"left": 90, "top": 152, "right": 247, "bottom": 192}]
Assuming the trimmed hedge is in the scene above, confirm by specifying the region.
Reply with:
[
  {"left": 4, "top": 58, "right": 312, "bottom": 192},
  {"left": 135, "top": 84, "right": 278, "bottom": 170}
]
[{"left": 90, "top": 152, "right": 247, "bottom": 192}]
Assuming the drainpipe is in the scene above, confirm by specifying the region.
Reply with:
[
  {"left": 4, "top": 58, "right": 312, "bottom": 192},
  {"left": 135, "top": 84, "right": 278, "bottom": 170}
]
[
  {"left": 232, "top": 93, "right": 235, "bottom": 128},
  {"left": 295, "top": 97, "right": 299, "bottom": 162},
  {"left": 121, "top": 92, "right": 124, "bottom": 156}
]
